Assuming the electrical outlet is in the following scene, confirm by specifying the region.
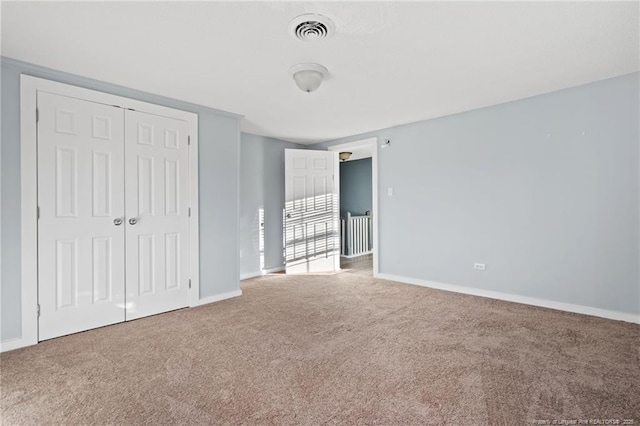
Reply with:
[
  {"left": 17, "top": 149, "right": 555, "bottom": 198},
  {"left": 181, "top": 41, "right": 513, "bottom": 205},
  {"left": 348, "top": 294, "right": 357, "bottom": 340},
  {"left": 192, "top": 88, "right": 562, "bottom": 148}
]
[
  {"left": 474, "top": 263, "right": 486, "bottom": 271},
  {"left": 387, "top": 187, "right": 394, "bottom": 196}
]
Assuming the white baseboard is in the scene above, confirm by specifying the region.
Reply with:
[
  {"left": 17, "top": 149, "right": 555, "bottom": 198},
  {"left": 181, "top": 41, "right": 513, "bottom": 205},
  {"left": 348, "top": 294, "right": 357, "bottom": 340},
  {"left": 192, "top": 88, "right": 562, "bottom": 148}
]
[
  {"left": 376, "top": 273, "right": 640, "bottom": 324},
  {"left": 0, "top": 337, "right": 35, "bottom": 353},
  {"left": 341, "top": 251, "right": 373, "bottom": 259},
  {"left": 240, "top": 266, "right": 285, "bottom": 281},
  {"left": 240, "top": 272, "right": 263, "bottom": 280},
  {"left": 191, "top": 290, "right": 243, "bottom": 307}
]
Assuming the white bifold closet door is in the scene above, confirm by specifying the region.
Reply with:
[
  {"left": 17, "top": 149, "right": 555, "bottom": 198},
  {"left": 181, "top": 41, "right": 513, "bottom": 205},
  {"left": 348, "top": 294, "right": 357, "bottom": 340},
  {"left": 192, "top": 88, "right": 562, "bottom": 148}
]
[
  {"left": 38, "top": 92, "right": 190, "bottom": 340},
  {"left": 124, "top": 110, "right": 190, "bottom": 320},
  {"left": 38, "top": 93, "right": 127, "bottom": 340}
]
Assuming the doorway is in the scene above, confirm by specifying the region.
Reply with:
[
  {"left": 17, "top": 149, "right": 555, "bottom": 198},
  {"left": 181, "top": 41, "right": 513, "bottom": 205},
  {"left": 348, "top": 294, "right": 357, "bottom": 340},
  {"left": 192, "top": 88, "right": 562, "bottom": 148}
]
[{"left": 328, "top": 138, "right": 379, "bottom": 276}]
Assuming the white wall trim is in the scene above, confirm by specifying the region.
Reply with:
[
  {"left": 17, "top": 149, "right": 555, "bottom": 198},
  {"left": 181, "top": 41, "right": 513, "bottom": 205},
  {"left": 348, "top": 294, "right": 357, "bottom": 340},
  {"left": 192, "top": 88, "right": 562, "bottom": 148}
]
[
  {"left": 17, "top": 75, "right": 40, "bottom": 351},
  {"left": 191, "top": 290, "right": 243, "bottom": 307},
  {"left": 187, "top": 101, "right": 201, "bottom": 309},
  {"left": 341, "top": 251, "right": 373, "bottom": 259},
  {"left": 10, "top": 75, "right": 201, "bottom": 352},
  {"left": 241, "top": 266, "right": 285, "bottom": 280},
  {"left": 0, "top": 338, "right": 32, "bottom": 353},
  {"left": 328, "top": 137, "right": 379, "bottom": 276},
  {"left": 377, "top": 273, "right": 640, "bottom": 324},
  {"left": 240, "top": 272, "right": 263, "bottom": 280}
]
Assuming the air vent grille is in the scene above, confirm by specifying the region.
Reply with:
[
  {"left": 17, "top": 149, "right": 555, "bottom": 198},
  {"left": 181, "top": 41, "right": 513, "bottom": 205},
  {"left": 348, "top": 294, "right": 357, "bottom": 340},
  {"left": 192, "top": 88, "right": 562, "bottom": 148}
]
[
  {"left": 295, "top": 20, "right": 329, "bottom": 41},
  {"left": 289, "top": 14, "right": 334, "bottom": 42}
]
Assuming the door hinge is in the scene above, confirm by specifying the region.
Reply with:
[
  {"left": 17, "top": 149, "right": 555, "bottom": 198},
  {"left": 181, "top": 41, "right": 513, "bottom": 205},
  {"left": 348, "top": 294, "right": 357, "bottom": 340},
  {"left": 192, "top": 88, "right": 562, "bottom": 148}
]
[
  {"left": 188, "top": 207, "right": 191, "bottom": 217},
  {"left": 37, "top": 304, "right": 41, "bottom": 317},
  {"left": 37, "top": 206, "right": 40, "bottom": 220},
  {"left": 36, "top": 108, "right": 39, "bottom": 123},
  {"left": 188, "top": 279, "right": 192, "bottom": 289},
  {"left": 188, "top": 135, "right": 191, "bottom": 145}
]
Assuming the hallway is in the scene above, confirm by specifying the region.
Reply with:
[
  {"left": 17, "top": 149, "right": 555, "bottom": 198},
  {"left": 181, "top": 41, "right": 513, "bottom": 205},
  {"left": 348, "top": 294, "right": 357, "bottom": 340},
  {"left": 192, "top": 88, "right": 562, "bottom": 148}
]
[{"left": 340, "top": 253, "right": 373, "bottom": 276}]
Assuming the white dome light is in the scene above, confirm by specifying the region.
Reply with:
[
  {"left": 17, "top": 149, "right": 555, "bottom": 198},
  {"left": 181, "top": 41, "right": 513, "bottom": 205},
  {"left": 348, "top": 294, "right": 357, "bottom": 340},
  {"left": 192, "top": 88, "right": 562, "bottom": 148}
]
[{"left": 289, "top": 63, "right": 329, "bottom": 93}]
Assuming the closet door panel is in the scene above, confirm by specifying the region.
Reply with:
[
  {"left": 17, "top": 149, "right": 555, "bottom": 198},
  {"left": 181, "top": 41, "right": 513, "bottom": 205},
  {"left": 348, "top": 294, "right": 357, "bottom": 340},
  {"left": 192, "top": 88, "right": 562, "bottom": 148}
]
[
  {"left": 37, "top": 92, "right": 126, "bottom": 341},
  {"left": 124, "top": 110, "right": 190, "bottom": 320}
]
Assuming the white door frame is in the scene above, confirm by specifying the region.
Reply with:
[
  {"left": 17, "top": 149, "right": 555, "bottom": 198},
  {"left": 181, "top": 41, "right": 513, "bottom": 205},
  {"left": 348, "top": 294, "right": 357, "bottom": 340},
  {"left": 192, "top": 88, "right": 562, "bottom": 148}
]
[
  {"left": 327, "top": 137, "right": 379, "bottom": 276},
  {"left": 11, "top": 75, "right": 200, "bottom": 352}
]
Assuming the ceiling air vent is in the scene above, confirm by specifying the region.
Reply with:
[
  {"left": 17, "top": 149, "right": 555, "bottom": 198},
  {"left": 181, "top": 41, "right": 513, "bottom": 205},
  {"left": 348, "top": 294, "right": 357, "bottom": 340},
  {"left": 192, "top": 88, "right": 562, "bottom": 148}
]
[{"left": 289, "top": 14, "right": 335, "bottom": 42}]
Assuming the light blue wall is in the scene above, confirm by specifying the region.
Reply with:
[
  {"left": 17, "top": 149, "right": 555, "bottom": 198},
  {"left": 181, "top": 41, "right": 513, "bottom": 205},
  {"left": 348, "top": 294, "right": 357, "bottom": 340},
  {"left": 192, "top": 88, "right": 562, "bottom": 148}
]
[
  {"left": 312, "top": 73, "right": 640, "bottom": 316},
  {"left": 239, "top": 133, "right": 306, "bottom": 277},
  {"left": 340, "top": 158, "right": 372, "bottom": 216},
  {"left": 0, "top": 57, "right": 242, "bottom": 342}
]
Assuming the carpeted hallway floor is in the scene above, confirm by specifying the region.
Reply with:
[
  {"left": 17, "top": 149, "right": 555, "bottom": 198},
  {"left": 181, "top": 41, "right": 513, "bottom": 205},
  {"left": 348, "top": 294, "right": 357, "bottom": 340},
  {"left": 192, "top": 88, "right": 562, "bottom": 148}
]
[{"left": 1, "top": 261, "right": 638, "bottom": 425}]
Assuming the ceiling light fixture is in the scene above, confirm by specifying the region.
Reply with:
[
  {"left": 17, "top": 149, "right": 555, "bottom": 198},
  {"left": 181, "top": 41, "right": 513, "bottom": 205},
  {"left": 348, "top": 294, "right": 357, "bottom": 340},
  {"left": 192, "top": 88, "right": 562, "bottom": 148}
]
[
  {"left": 289, "top": 63, "right": 328, "bottom": 93},
  {"left": 339, "top": 152, "right": 352, "bottom": 161}
]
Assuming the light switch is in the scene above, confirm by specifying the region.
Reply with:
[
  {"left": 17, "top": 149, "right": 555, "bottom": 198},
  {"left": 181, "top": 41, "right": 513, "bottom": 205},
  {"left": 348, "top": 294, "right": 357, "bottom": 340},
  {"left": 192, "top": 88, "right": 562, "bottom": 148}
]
[{"left": 387, "top": 187, "right": 394, "bottom": 196}]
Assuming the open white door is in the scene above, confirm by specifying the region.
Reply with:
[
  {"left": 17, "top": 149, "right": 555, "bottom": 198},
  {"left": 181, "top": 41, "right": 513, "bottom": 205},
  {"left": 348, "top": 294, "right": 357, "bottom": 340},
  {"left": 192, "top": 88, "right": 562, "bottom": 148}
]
[{"left": 284, "top": 149, "right": 339, "bottom": 274}]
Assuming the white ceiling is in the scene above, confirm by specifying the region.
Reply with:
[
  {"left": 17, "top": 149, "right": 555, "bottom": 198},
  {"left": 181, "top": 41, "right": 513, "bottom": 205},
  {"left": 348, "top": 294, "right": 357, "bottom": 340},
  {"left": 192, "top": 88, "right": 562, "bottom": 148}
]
[{"left": 2, "top": 2, "right": 638, "bottom": 144}]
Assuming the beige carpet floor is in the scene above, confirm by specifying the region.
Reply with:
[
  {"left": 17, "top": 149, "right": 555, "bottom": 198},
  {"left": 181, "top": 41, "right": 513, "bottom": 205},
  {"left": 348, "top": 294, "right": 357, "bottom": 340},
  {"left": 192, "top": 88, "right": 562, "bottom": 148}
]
[{"left": 1, "top": 264, "right": 639, "bottom": 425}]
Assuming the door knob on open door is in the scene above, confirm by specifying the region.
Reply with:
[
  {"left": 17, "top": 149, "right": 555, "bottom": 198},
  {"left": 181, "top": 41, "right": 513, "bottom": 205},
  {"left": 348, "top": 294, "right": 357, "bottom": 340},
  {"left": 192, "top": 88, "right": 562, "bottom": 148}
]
[
  {"left": 129, "top": 217, "right": 138, "bottom": 225},
  {"left": 113, "top": 218, "right": 123, "bottom": 226}
]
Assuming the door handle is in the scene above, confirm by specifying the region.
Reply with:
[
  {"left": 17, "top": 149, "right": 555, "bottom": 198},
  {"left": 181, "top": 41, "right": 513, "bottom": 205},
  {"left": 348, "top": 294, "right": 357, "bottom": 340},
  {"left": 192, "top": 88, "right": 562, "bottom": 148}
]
[
  {"left": 113, "top": 218, "right": 123, "bottom": 226},
  {"left": 286, "top": 213, "right": 291, "bottom": 219},
  {"left": 129, "top": 217, "right": 138, "bottom": 225}
]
